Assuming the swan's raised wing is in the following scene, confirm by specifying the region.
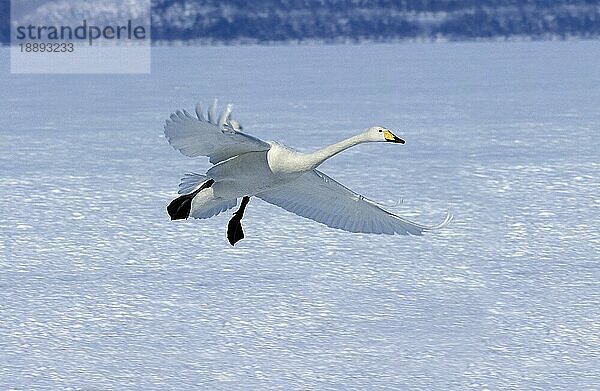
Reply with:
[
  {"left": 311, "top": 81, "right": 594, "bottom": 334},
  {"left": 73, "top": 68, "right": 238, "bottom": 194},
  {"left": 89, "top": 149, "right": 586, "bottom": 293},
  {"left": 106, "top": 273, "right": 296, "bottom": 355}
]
[
  {"left": 164, "top": 99, "right": 271, "bottom": 164},
  {"left": 258, "top": 170, "right": 452, "bottom": 235}
]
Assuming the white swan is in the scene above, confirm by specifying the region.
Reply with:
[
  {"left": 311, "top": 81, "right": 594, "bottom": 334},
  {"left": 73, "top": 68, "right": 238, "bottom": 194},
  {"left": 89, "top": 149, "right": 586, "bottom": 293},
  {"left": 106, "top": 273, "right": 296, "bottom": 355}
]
[{"left": 165, "top": 99, "right": 451, "bottom": 245}]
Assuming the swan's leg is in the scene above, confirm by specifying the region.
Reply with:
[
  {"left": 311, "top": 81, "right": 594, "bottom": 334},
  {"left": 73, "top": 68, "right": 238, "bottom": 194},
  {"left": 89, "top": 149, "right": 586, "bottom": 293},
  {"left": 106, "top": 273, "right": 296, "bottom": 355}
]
[
  {"left": 167, "top": 179, "right": 215, "bottom": 220},
  {"left": 227, "top": 196, "right": 250, "bottom": 246}
]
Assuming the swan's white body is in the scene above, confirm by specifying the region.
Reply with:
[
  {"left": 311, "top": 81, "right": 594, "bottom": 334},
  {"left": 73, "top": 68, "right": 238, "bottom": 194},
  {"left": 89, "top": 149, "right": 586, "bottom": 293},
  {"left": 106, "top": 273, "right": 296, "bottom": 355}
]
[{"left": 165, "top": 100, "right": 451, "bottom": 235}]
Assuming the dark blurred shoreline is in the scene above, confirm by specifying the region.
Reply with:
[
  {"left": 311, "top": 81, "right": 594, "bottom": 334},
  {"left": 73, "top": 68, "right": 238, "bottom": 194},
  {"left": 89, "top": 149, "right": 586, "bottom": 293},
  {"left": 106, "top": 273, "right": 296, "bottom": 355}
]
[{"left": 2, "top": 0, "right": 599, "bottom": 45}]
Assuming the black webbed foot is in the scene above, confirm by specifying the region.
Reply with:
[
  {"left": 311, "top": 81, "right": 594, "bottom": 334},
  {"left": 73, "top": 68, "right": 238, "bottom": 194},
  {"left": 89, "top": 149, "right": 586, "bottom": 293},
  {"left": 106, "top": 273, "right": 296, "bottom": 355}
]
[
  {"left": 227, "top": 215, "right": 245, "bottom": 245},
  {"left": 167, "top": 179, "right": 214, "bottom": 220},
  {"left": 227, "top": 196, "right": 250, "bottom": 246}
]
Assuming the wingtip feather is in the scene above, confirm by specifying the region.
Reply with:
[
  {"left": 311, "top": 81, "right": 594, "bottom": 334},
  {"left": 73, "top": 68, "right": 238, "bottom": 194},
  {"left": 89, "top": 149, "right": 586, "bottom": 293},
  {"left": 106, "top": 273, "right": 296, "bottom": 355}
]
[
  {"left": 195, "top": 103, "right": 205, "bottom": 121},
  {"left": 208, "top": 98, "right": 218, "bottom": 124},
  {"left": 424, "top": 211, "right": 453, "bottom": 231},
  {"left": 218, "top": 104, "right": 233, "bottom": 129},
  {"left": 438, "top": 211, "right": 454, "bottom": 228}
]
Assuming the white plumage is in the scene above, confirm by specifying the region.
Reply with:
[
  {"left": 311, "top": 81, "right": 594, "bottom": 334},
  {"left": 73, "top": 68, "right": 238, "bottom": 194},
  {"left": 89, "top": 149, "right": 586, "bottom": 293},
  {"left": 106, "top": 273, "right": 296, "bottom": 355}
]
[
  {"left": 257, "top": 170, "right": 452, "bottom": 235},
  {"left": 165, "top": 101, "right": 270, "bottom": 164},
  {"left": 165, "top": 99, "right": 451, "bottom": 237}
]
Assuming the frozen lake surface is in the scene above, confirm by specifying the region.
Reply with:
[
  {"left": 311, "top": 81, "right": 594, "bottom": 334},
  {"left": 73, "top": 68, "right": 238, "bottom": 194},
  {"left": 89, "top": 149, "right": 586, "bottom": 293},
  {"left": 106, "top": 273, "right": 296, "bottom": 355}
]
[{"left": 1, "top": 41, "right": 599, "bottom": 389}]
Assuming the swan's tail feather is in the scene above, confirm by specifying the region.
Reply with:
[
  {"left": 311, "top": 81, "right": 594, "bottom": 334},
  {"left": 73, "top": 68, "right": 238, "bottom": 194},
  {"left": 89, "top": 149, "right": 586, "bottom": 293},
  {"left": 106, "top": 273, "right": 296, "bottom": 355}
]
[
  {"left": 191, "top": 198, "right": 237, "bottom": 220},
  {"left": 178, "top": 172, "right": 209, "bottom": 194}
]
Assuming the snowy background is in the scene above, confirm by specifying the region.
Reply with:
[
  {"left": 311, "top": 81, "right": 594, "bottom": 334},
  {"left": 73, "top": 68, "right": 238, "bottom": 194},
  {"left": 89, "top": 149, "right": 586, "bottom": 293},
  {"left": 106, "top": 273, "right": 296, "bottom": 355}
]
[{"left": 1, "top": 41, "right": 599, "bottom": 389}]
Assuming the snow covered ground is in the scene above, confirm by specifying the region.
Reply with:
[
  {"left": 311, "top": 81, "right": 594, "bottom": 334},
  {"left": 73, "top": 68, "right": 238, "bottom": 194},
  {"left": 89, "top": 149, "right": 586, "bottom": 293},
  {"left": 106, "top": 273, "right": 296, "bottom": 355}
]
[{"left": 1, "top": 41, "right": 599, "bottom": 389}]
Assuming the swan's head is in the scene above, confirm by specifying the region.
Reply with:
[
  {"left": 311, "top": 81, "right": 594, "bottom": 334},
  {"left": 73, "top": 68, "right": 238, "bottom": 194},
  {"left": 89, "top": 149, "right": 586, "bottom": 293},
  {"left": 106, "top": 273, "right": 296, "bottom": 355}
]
[{"left": 365, "top": 126, "right": 405, "bottom": 144}]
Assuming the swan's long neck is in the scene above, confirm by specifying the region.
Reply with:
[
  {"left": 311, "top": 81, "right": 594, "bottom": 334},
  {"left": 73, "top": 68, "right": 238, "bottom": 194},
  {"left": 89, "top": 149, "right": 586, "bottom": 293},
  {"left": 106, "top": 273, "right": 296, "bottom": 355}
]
[{"left": 300, "top": 133, "right": 366, "bottom": 170}]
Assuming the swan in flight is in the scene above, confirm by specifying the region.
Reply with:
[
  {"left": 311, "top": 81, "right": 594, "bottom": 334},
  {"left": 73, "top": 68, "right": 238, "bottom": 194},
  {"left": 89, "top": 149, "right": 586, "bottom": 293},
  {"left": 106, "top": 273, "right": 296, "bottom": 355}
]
[{"left": 165, "top": 99, "right": 451, "bottom": 245}]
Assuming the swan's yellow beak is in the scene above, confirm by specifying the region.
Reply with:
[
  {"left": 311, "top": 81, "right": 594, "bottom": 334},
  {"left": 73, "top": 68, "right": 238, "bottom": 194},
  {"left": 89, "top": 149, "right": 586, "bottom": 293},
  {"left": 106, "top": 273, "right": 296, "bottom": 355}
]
[{"left": 384, "top": 129, "right": 405, "bottom": 144}]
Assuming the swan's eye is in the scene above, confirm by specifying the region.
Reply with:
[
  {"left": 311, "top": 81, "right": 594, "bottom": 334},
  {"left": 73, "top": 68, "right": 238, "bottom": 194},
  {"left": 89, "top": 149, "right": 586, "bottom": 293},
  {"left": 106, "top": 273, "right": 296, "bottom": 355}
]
[{"left": 378, "top": 129, "right": 382, "bottom": 133}]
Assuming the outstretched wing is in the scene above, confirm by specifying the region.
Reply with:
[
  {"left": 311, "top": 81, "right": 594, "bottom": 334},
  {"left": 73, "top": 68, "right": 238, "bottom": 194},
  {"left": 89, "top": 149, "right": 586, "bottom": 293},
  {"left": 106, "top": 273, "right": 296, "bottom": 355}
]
[
  {"left": 257, "top": 170, "right": 452, "bottom": 235},
  {"left": 164, "top": 99, "right": 271, "bottom": 164}
]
